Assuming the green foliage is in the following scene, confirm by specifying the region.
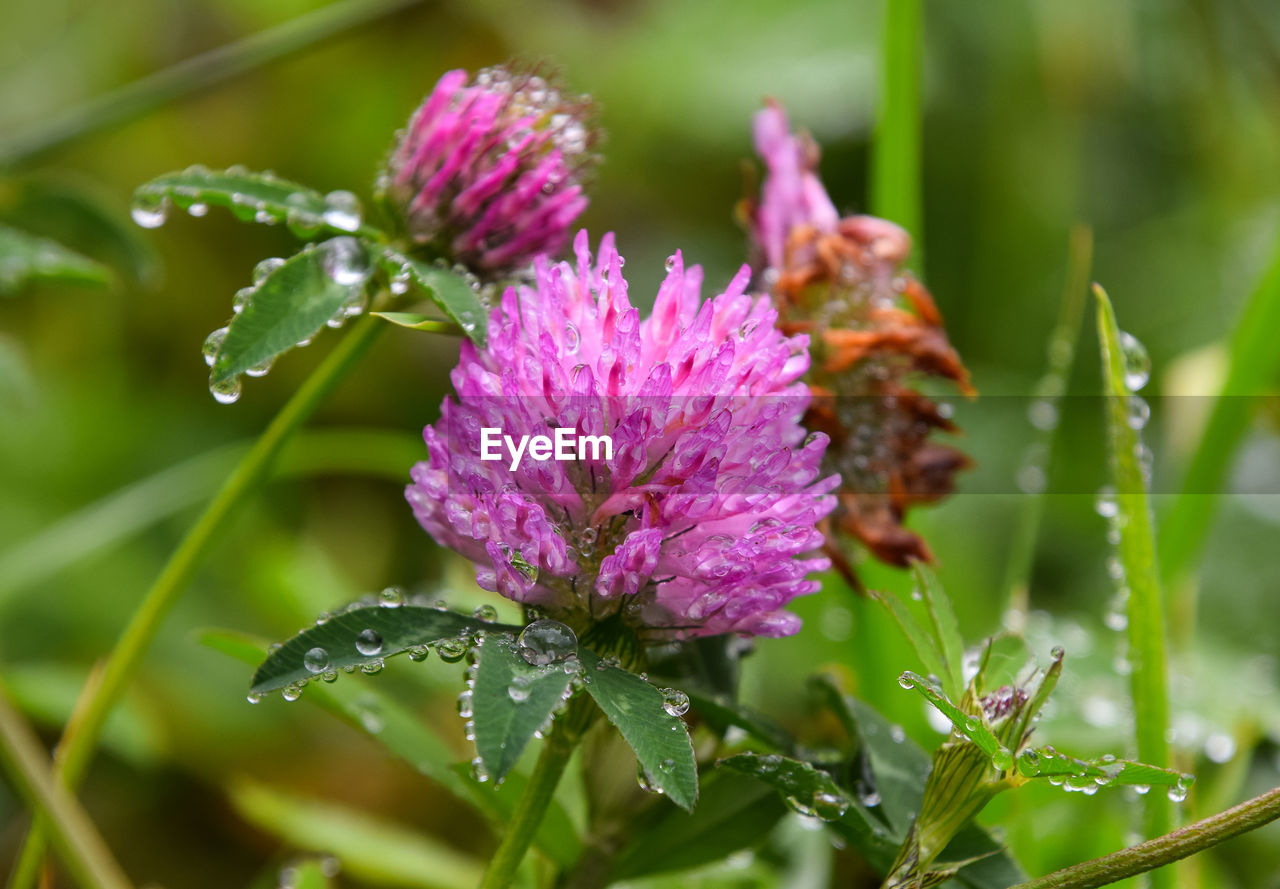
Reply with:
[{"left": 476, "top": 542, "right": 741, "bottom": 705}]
[
  {"left": 207, "top": 241, "right": 369, "bottom": 386},
  {"left": 874, "top": 565, "right": 965, "bottom": 702},
  {"left": 370, "top": 311, "right": 462, "bottom": 335},
  {"left": 132, "top": 167, "right": 375, "bottom": 240},
  {"left": 229, "top": 780, "right": 484, "bottom": 889},
  {"left": 609, "top": 770, "right": 788, "bottom": 880},
  {"left": 376, "top": 248, "right": 490, "bottom": 347},
  {"left": 248, "top": 605, "right": 509, "bottom": 695},
  {"left": 1095, "top": 284, "right": 1174, "bottom": 861},
  {"left": 578, "top": 647, "right": 699, "bottom": 812},
  {"left": 0, "top": 224, "right": 111, "bottom": 294},
  {"left": 471, "top": 633, "right": 573, "bottom": 783}
]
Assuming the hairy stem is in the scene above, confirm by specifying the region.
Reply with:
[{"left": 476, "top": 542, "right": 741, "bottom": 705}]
[
  {"left": 0, "top": 0, "right": 425, "bottom": 169},
  {"left": 0, "top": 689, "right": 134, "bottom": 889},
  {"left": 7, "top": 316, "right": 383, "bottom": 889},
  {"left": 1009, "top": 786, "right": 1280, "bottom": 889}
]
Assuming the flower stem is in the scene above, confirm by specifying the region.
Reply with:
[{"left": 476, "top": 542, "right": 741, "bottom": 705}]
[
  {"left": 0, "top": 689, "right": 135, "bottom": 889},
  {"left": 1008, "top": 785, "right": 1280, "bottom": 889},
  {"left": 478, "top": 725, "right": 578, "bottom": 889},
  {"left": 6, "top": 315, "right": 383, "bottom": 889}
]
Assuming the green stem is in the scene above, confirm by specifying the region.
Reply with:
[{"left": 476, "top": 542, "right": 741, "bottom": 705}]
[
  {"left": 870, "top": 0, "right": 924, "bottom": 266},
  {"left": 0, "top": 689, "right": 134, "bottom": 889},
  {"left": 478, "top": 725, "right": 578, "bottom": 889},
  {"left": 0, "top": 0, "right": 425, "bottom": 169},
  {"left": 1008, "top": 785, "right": 1280, "bottom": 889},
  {"left": 7, "top": 316, "right": 383, "bottom": 889}
]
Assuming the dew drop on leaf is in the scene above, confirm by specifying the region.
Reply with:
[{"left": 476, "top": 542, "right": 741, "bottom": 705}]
[
  {"left": 517, "top": 619, "right": 577, "bottom": 666},
  {"left": 354, "top": 628, "right": 383, "bottom": 656},
  {"left": 1118, "top": 330, "right": 1151, "bottom": 391},
  {"left": 303, "top": 647, "right": 329, "bottom": 674}
]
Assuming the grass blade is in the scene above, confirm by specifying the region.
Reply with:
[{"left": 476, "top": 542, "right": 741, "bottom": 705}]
[
  {"left": 1159, "top": 237, "right": 1280, "bottom": 585},
  {"left": 1095, "top": 284, "right": 1173, "bottom": 879},
  {"left": 0, "top": 689, "right": 134, "bottom": 889},
  {"left": 870, "top": 0, "right": 924, "bottom": 263}
]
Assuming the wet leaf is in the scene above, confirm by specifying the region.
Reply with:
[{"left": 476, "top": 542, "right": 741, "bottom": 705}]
[
  {"left": 578, "top": 647, "right": 698, "bottom": 811},
  {"left": 377, "top": 248, "right": 488, "bottom": 347},
  {"left": 470, "top": 633, "right": 574, "bottom": 782}
]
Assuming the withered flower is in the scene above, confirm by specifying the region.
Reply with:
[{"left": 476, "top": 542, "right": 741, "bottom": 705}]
[{"left": 744, "top": 101, "right": 972, "bottom": 582}]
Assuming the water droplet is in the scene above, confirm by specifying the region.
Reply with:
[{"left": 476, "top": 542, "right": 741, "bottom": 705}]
[
  {"left": 812, "top": 791, "right": 850, "bottom": 819},
  {"left": 1028, "top": 398, "right": 1058, "bottom": 431},
  {"left": 1167, "top": 778, "right": 1190, "bottom": 803},
  {"left": 407, "top": 645, "right": 430, "bottom": 662},
  {"left": 282, "top": 681, "right": 305, "bottom": 702},
  {"left": 360, "top": 659, "right": 384, "bottom": 675},
  {"left": 203, "top": 327, "right": 227, "bottom": 367},
  {"left": 1126, "top": 395, "right": 1150, "bottom": 430},
  {"left": 665, "top": 256, "right": 676, "bottom": 272},
  {"left": 355, "top": 628, "right": 383, "bottom": 656},
  {"left": 564, "top": 323, "right": 580, "bottom": 353},
  {"left": 1050, "top": 645, "right": 1065, "bottom": 660},
  {"left": 517, "top": 619, "right": 578, "bottom": 666},
  {"left": 253, "top": 257, "right": 285, "bottom": 284},
  {"left": 898, "top": 673, "right": 915, "bottom": 690},
  {"left": 473, "top": 604, "right": 497, "bottom": 622},
  {"left": 436, "top": 636, "right": 470, "bottom": 662},
  {"left": 131, "top": 197, "right": 169, "bottom": 228},
  {"left": 470, "top": 756, "right": 490, "bottom": 783},
  {"left": 1118, "top": 331, "right": 1151, "bottom": 391},
  {"left": 507, "top": 674, "right": 534, "bottom": 703},
  {"left": 303, "top": 647, "right": 330, "bottom": 674},
  {"left": 319, "top": 236, "right": 371, "bottom": 287},
  {"left": 379, "top": 587, "right": 404, "bottom": 608},
  {"left": 659, "top": 688, "right": 690, "bottom": 717},
  {"left": 1095, "top": 486, "right": 1118, "bottom": 519},
  {"left": 992, "top": 748, "right": 1014, "bottom": 771},
  {"left": 187, "top": 202, "right": 208, "bottom": 217},
  {"left": 209, "top": 375, "right": 242, "bottom": 404},
  {"left": 322, "top": 190, "right": 362, "bottom": 232},
  {"left": 246, "top": 692, "right": 263, "bottom": 704}
]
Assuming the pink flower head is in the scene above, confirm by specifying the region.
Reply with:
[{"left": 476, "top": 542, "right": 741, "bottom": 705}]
[
  {"left": 406, "top": 231, "right": 838, "bottom": 639},
  {"left": 382, "top": 67, "right": 596, "bottom": 278}
]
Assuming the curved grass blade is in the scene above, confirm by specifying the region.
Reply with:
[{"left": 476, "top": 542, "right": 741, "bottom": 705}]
[
  {"left": 249, "top": 606, "right": 515, "bottom": 695},
  {"left": 471, "top": 634, "right": 573, "bottom": 783},
  {"left": 209, "top": 241, "right": 366, "bottom": 386},
  {"left": 897, "top": 671, "right": 1014, "bottom": 770},
  {"left": 578, "top": 647, "right": 698, "bottom": 811},
  {"left": 0, "top": 224, "right": 111, "bottom": 294},
  {"left": 377, "top": 248, "right": 488, "bottom": 347},
  {"left": 133, "top": 167, "right": 379, "bottom": 240},
  {"left": 1160, "top": 237, "right": 1280, "bottom": 584},
  {"left": 1095, "top": 284, "right": 1173, "bottom": 864}
]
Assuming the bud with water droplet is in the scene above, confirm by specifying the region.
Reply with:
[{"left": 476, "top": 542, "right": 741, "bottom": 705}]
[{"left": 379, "top": 66, "right": 596, "bottom": 279}]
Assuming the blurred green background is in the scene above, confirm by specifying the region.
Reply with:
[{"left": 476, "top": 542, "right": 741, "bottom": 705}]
[{"left": 2, "top": 0, "right": 1280, "bottom": 887}]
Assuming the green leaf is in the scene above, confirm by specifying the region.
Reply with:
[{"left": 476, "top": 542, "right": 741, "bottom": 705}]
[
  {"left": 913, "top": 564, "right": 965, "bottom": 702},
  {"left": 284, "top": 859, "right": 331, "bottom": 889},
  {"left": 209, "top": 240, "right": 367, "bottom": 386},
  {"left": 1015, "top": 746, "right": 1191, "bottom": 794},
  {"left": 0, "top": 224, "right": 112, "bottom": 294},
  {"left": 201, "top": 629, "right": 580, "bottom": 868},
  {"left": 229, "top": 780, "right": 482, "bottom": 889},
  {"left": 133, "top": 166, "right": 376, "bottom": 239},
  {"left": 873, "top": 590, "right": 957, "bottom": 702},
  {"left": 471, "top": 633, "right": 573, "bottom": 782},
  {"left": 371, "top": 312, "right": 463, "bottom": 335},
  {"left": 717, "top": 753, "right": 896, "bottom": 870},
  {"left": 0, "top": 178, "right": 158, "bottom": 286},
  {"left": 378, "top": 248, "right": 488, "bottom": 347},
  {"left": 676, "top": 686, "right": 796, "bottom": 754},
  {"left": 898, "top": 671, "right": 1014, "bottom": 770},
  {"left": 1095, "top": 284, "right": 1174, "bottom": 852},
  {"left": 578, "top": 647, "right": 699, "bottom": 811},
  {"left": 249, "top": 605, "right": 513, "bottom": 695},
  {"left": 610, "top": 769, "right": 787, "bottom": 880}
]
